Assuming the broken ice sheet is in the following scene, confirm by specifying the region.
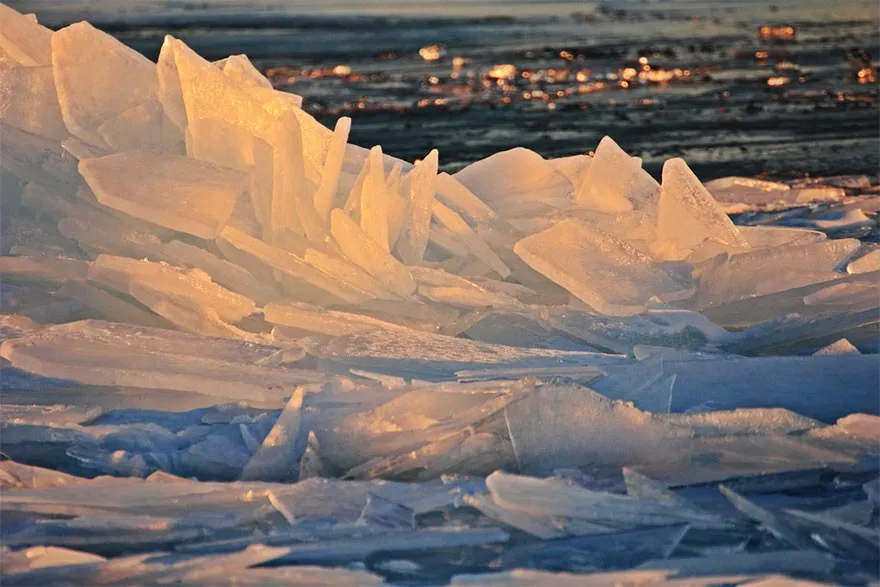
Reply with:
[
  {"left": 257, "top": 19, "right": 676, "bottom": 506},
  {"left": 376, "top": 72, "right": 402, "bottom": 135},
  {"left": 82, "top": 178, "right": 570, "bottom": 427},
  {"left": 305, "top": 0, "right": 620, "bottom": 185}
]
[
  {"left": 0, "top": 66, "right": 68, "bottom": 141},
  {"left": 304, "top": 325, "right": 626, "bottom": 381},
  {"left": 695, "top": 238, "right": 860, "bottom": 309},
  {"left": 330, "top": 208, "right": 416, "bottom": 297},
  {"left": 80, "top": 150, "right": 248, "bottom": 239},
  {"left": 431, "top": 200, "right": 511, "bottom": 278},
  {"left": 485, "top": 471, "right": 728, "bottom": 530},
  {"left": 315, "top": 379, "right": 534, "bottom": 473},
  {"left": 504, "top": 383, "right": 691, "bottom": 474},
  {"left": 454, "top": 147, "right": 573, "bottom": 218},
  {"left": 89, "top": 254, "right": 256, "bottom": 325},
  {"left": 265, "top": 301, "right": 400, "bottom": 337},
  {"left": 515, "top": 220, "right": 692, "bottom": 316},
  {"left": 0, "top": 320, "right": 328, "bottom": 403},
  {"left": 397, "top": 149, "right": 439, "bottom": 265},
  {"left": 544, "top": 306, "right": 735, "bottom": 355},
  {"left": 239, "top": 387, "right": 305, "bottom": 482},
  {"left": 96, "top": 99, "right": 182, "bottom": 154},
  {"left": 51, "top": 22, "right": 158, "bottom": 148},
  {"left": 0, "top": 3, "right": 53, "bottom": 67},
  {"left": 313, "top": 116, "right": 352, "bottom": 223},
  {"left": 657, "top": 158, "right": 748, "bottom": 256},
  {"left": 575, "top": 136, "right": 657, "bottom": 214},
  {"left": 847, "top": 248, "right": 880, "bottom": 274}
]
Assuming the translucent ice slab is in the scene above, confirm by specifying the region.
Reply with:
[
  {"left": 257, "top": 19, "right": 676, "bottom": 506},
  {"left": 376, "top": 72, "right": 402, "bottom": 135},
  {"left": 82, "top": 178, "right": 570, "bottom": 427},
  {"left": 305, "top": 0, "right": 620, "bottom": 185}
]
[{"left": 515, "top": 220, "right": 691, "bottom": 316}]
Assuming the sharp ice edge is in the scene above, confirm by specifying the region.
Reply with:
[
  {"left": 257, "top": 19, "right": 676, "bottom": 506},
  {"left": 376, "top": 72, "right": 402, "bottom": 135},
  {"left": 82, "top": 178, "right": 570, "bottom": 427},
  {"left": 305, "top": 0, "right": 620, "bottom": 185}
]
[{"left": 0, "top": 5, "right": 877, "bottom": 584}]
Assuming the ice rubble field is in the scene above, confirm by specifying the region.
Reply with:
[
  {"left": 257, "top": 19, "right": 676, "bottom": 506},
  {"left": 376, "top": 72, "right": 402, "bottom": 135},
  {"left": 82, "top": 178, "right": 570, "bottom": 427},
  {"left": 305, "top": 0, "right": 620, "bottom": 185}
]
[{"left": 1, "top": 4, "right": 879, "bottom": 586}]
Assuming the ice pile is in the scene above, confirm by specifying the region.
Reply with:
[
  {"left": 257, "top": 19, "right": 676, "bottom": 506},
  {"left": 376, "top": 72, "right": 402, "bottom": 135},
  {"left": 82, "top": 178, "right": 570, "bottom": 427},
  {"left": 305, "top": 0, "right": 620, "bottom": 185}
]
[{"left": 1, "top": 4, "right": 878, "bottom": 585}]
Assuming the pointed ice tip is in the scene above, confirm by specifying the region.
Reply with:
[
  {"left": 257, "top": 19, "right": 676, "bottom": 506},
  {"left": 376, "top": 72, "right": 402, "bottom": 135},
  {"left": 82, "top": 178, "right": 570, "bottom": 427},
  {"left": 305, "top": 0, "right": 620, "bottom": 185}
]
[{"left": 662, "top": 157, "right": 692, "bottom": 178}]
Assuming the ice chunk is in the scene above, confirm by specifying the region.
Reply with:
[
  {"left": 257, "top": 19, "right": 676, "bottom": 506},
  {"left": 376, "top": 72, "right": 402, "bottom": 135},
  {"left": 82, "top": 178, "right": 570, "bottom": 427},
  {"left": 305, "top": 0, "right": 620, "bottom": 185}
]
[
  {"left": 359, "top": 146, "right": 391, "bottom": 251},
  {"left": 576, "top": 137, "right": 655, "bottom": 213},
  {"left": 434, "top": 172, "right": 497, "bottom": 223},
  {"left": 397, "top": 150, "right": 438, "bottom": 265},
  {"left": 847, "top": 249, "right": 880, "bottom": 274},
  {"left": 548, "top": 154, "right": 592, "bottom": 187},
  {"left": 702, "top": 270, "right": 877, "bottom": 329},
  {"left": 169, "top": 38, "right": 331, "bottom": 228},
  {"left": 485, "top": 471, "right": 724, "bottom": 529},
  {"left": 813, "top": 338, "right": 861, "bottom": 356},
  {"left": 504, "top": 383, "right": 691, "bottom": 473},
  {"left": 185, "top": 117, "right": 273, "bottom": 234},
  {"left": 0, "top": 320, "right": 328, "bottom": 403},
  {"left": 52, "top": 22, "right": 158, "bottom": 148},
  {"left": 664, "top": 408, "right": 823, "bottom": 439},
  {"left": 330, "top": 208, "right": 416, "bottom": 297},
  {"left": 96, "top": 99, "right": 182, "bottom": 153},
  {"left": 156, "top": 36, "right": 187, "bottom": 131},
  {"left": 219, "top": 226, "right": 375, "bottom": 304},
  {"left": 657, "top": 158, "right": 747, "bottom": 254},
  {"left": 463, "top": 492, "right": 592, "bottom": 539},
  {"left": 265, "top": 302, "right": 400, "bottom": 336},
  {"left": 0, "top": 66, "right": 67, "bottom": 140},
  {"left": 0, "top": 4, "right": 53, "bottom": 66},
  {"left": 411, "top": 267, "right": 522, "bottom": 309},
  {"left": 313, "top": 117, "right": 351, "bottom": 223},
  {"left": 432, "top": 201, "right": 510, "bottom": 278},
  {"left": 695, "top": 238, "right": 860, "bottom": 309},
  {"left": 306, "top": 327, "right": 625, "bottom": 381},
  {"left": 80, "top": 150, "right": 248, "bottom": 239},
  {"left": 455, "top": 148, "right": 573, "bottom": 217},
  {"left": 704, "top": 176, "right": 791, "bottom": 192},
  {"left": 153, "top": 240, "right": 279, "bottom": 305},
  {"left": 57, "top": 280, "right": 172, "bottom": 329},
  {"left": 1, "top": 546, "right": 106, "bottom": 574},
  {"left": 515, "top": 220, "right": 691, "bottom": 316},
  {"left": 545, "top": 307, "right": 734, "bottom": 355},
  {"left": 240, "top": 387, "right": 305, "bottom": 481},
  {"left": 221, "top": 54, "right": 272, "bottom": 89},
  {"left": 738, "top": 225, "right": 826, "bottom": 250},
  {"left": 89, "top": 254, "right": 256, "bottom": 324}
]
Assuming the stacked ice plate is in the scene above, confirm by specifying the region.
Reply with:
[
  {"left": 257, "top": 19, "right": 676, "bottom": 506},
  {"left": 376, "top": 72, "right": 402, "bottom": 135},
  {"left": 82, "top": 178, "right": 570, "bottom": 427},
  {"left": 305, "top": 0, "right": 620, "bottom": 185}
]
[{"left": 0, "top": 4, "right": 878, "bottom": 585}]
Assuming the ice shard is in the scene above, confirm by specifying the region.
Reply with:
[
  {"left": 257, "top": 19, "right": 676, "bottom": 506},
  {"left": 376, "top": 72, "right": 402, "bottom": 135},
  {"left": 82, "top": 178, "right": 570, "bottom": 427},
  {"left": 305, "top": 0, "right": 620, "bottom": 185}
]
[
  {"left": 313, "top": 117, "right": 352, "bottom": 223},
  {"left": 515, "top": 220, "right": 691, "bottom": 316},
  {"left": 397, "top": 149, "right": 438, "bottom": 265},
  {"left": 0, "top": 66, "right": 67, "bottom": 140},
  {"left": 576, "top": 136, "right": 654, "bottom": 213},
  {"left": 80, "top": 151, "right": 248, "bottom": 239},
  {"left": 504, "top": 383, "right": 691, "bottom": 473},
  {"left": 330, "top": 208, "right": 416, "bottom": 297},
  {"left": 455, "top": 148, "right": 573, "bottom": 218},
  {"left": 0, "top": 3, "right": 53, "bottom": 67},
  {"left": 0, "top": 320, "right": 328, "bottom": 403},
  {"left": 51, "top": 22, "right": 158, "bottom": 148},
  {"left": 239, "top": 387, "right": 305, "bottom": 482},
  {"left": 657, "top": 158, "right": 748, "bottom": 255}
]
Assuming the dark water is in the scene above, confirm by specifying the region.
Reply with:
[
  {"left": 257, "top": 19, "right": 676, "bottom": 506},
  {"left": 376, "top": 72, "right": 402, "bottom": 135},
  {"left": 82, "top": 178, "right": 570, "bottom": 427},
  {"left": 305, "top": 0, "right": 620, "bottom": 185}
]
[{"left": 12, "top": 0, "right": 880, "bottom": 178}]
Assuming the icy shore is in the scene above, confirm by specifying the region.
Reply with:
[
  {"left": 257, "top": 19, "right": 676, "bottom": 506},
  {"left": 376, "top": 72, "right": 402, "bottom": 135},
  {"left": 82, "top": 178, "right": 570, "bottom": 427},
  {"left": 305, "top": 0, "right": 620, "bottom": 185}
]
[{"left": 0, "top": 3, "right": 878, "bottom": 585}]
